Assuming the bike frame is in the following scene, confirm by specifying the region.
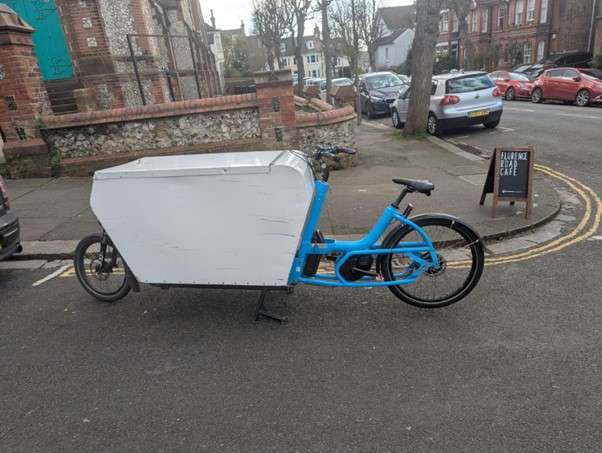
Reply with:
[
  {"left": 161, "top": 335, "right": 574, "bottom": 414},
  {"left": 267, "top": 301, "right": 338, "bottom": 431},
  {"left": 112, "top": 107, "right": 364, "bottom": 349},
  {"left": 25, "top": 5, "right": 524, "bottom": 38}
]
[{"left": 288, "top": 180, "right": 439, "bottom": 287}]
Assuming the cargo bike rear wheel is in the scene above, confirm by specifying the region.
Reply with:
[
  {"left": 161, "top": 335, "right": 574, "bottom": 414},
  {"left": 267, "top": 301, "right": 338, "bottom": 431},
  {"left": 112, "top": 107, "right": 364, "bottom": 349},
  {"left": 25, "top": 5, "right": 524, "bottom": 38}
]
[{"left": 74, "top": 233, "right": 131, "bottom": 302}]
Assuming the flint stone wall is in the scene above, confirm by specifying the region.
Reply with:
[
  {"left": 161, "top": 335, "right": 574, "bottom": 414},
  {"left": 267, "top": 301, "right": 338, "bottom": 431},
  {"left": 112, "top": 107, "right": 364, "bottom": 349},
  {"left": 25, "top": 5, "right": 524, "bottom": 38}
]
[{"left": 44, "top": 108, "right": 260, "bottom": 159}]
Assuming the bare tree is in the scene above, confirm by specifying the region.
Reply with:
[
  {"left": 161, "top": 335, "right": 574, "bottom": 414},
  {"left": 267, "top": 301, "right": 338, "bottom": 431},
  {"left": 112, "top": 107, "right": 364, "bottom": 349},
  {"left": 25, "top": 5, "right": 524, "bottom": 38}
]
[
  {"left": 446, "top": 0, "right": 471, "bottom": 67},
  {"left": 285, "top": 0, "right": 314, "bottom": 95},
  {"left": 403, "top": 0, "right": 444, "bottom": 136},
  {"left": 357, "top": 0, "right": 384, "bottom": 72},
  {"left": 330, "top": 0, "right": 361, "bottom": 122},
  {"left": 330, "top": 0, "right": 360, "bottom": 76},
  {"left": 252, "top": 0, "right": 291, "bottom": 71}
]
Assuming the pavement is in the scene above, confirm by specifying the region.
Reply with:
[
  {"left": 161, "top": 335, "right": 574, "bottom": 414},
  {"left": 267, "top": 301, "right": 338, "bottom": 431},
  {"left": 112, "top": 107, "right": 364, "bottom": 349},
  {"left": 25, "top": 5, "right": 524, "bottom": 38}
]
[
  {"left": 4, "top": 122, "right": 560, "bottom": 260},
  {"left": 1, "top": 101, "right": 601, "bottom": 452}
]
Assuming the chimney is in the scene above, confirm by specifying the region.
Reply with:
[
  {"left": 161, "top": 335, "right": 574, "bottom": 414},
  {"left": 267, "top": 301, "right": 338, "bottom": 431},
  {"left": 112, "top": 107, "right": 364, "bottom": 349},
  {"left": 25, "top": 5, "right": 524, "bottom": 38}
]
[
  {"left": 314, "top": 24, "right": 320, "bottom": 39},
  {"left": 210, "top": 9, "right": 215, "bottom": 29}
]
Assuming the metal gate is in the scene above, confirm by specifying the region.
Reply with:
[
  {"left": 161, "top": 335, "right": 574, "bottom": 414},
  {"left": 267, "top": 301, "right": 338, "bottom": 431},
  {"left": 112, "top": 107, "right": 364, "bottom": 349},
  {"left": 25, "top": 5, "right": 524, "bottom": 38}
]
[{"left": 126, "top": 33, "right": 210, "bottom": 105}]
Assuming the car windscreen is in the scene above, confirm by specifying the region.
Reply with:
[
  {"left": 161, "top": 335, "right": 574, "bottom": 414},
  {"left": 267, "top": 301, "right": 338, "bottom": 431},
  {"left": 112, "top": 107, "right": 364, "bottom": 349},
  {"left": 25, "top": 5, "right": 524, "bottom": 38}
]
[
  {"left": 332, "top": 78, "right": 353, "bottom": 86},
  {"left": 365, "top": 74, "right": 402, "bottom": 89},
  {"left": 446, "top": 74, "right": 494, "bottom": 94},
  {"left": 510, "top": 73, "right": 531, "bottom": 81}
]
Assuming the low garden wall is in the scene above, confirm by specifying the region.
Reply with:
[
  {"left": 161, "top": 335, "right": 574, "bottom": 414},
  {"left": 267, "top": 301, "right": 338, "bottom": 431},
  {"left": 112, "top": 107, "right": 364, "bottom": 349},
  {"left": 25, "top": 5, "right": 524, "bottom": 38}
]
[{"left": 4, "top": 72, "right": 357, "bottom": 177}]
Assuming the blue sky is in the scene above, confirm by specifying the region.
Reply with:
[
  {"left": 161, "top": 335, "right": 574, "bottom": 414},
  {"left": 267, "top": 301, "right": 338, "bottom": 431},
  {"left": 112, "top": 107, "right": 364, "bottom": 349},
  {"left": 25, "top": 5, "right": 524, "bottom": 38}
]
[{"left": 201, "top": 0, "right": 414, "bottom": 34}]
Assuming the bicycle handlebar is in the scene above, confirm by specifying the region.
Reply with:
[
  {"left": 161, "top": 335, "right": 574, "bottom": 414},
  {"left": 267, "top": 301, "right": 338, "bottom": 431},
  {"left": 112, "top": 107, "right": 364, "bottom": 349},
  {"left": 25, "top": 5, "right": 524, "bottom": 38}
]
[{"left": 314, "top": 144, "right": 356, "bottom": 159}]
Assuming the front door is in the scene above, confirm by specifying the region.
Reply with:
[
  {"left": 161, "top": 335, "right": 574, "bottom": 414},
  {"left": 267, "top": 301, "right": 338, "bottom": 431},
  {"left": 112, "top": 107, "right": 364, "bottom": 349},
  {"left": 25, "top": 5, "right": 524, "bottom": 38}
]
[{"left": 4, "top": 0, "right": 73, "bottom": 80}]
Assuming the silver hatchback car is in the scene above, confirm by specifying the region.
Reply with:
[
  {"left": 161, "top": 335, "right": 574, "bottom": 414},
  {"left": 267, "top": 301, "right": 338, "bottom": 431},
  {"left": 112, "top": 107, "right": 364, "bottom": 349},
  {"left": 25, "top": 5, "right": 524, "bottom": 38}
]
[{"left": 391, "top": 71, "right": 503, "bottom": 135}]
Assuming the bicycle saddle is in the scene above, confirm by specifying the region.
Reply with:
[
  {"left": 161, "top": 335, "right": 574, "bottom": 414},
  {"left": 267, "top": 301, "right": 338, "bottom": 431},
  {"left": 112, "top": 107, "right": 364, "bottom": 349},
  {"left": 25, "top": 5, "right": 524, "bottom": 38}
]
[{"left": 392, "top": 178, "right": 435, "bottom": 195}]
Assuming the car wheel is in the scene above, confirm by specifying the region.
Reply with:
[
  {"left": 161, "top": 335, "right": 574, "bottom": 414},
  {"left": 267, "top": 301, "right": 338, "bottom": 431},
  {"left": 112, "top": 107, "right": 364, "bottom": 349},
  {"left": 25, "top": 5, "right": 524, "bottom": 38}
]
[
  {"left": 575, "top": 89, "right": 590, "bottom": 107},
  {"left": 392, "top": 109, "right": 402, "bottom": 129},
  {"left": 484, "top": 119, "right": 500, "bottom": 129},
  {"left": 426, "top": 113, "right": 440, "bottom": 136},
  {"left": 531, "top": 88, "right": 543, "bottom": 103},
  {"left": 505, "top": 87, "right": 515, "bottom": 101}
]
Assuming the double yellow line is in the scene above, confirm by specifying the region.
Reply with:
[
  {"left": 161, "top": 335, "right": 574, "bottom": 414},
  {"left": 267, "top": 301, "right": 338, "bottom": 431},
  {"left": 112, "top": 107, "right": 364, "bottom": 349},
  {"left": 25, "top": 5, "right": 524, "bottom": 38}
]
[{"left": 453, "top": 164, "right": 602, "bottom": 267}]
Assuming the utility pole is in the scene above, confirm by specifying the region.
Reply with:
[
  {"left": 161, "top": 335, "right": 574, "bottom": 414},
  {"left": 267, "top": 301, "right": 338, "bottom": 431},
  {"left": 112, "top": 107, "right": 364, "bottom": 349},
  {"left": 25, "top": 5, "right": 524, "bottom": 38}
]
[
  {"left": 321, "top": 0, "right": 333, "bottom": 102},
  {"left": 351, "top": 0, "right": 361, "bottom": 125}
]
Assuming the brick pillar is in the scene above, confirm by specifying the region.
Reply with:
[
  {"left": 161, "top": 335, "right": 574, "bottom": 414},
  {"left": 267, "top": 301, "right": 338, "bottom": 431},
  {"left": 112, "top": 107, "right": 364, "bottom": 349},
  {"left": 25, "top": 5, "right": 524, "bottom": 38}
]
[
  {"left": 254, "top": 70, "right": 297, "bottom": 146},
  {"left": 0, "top": 4, "right": 51, "bottom": 177}
]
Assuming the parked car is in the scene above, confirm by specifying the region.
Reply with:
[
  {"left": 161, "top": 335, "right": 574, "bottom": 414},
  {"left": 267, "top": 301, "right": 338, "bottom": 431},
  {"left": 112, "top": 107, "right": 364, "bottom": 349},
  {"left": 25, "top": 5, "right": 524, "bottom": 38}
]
[
  {"left": 0, "top": 176, "right": 21, "bottom": 261},
  {"left": 332, "top": 77, "right": 354, "bottom": 87},
  {"left": 358, "top": 72, "right": 405, "bottom": 118},
  {"left": 547, "top": 51, "right": 592, "bottom": 68},
  {"left": 579, "top": 68, "right": 602, "bottom": 81},
  {"left": 513, "top": 63, "right": 548, "bottom": 79},
  {"left": 488, "top": 71, "right": 534, "bottom": 100},
  {"left": 391, "top": 71, "right": 503, "bottom": 135},
  {"left": 531, "top": 67, "right": 602, "bottom": 106}
]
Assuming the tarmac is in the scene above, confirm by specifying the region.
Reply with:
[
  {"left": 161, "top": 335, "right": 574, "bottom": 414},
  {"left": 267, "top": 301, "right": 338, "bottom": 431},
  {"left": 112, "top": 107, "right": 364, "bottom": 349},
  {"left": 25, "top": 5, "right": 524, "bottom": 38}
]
[{"left": 3, "top": 123, "right": 560, "bottom": 260}]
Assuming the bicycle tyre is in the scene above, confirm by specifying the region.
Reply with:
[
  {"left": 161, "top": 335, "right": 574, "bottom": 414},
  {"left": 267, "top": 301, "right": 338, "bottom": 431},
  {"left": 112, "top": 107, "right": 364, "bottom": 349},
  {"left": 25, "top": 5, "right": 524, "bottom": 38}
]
[
  {"left": 379, "top": 216, "right": 485, "bottom": 308},
  {"left": 74, "top": 233, "right": 131, "bottom": 303}
]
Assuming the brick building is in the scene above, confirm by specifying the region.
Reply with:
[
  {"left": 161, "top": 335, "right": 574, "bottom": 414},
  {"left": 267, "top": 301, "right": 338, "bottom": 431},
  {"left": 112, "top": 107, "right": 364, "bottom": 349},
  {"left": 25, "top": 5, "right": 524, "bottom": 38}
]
[
  {"left": 2, "top": 0, "right": 220, "bottom": 113},
  {"left": 594, "top": 0, "right": 602, "bottom": 60},
  {"left": 438, "top": 0, "right": 598, "bottom": 70}
]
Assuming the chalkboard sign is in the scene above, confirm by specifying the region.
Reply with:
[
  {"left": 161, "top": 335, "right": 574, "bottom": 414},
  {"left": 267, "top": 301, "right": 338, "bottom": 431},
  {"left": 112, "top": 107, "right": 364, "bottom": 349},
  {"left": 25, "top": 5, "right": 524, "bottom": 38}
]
[{"left": 480, "top": 147, "right": 534, "bottom": 218}]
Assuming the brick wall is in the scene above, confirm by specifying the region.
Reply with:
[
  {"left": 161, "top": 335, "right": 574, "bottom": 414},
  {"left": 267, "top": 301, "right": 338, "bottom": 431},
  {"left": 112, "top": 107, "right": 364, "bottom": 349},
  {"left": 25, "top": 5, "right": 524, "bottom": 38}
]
[
  {"left": 549, "top": 0, "right": 594, "bottom": 55},
  {"left": 0, "top": 10, "right": 52, "bottom": 177},
  {"left": 0, "top": 25, "right": 50, "bottom": 141},
  {"left": 595, "top": 1, "right": 602, "bottom": 59},
  {"left": 255, "top": 71, "right": 297, "bottom": 146}
]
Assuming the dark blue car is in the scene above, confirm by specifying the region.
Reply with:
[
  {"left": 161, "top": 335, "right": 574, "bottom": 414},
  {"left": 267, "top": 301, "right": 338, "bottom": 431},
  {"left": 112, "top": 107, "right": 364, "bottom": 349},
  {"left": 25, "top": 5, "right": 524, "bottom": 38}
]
[{"left": 0, "top": 176, "right": 21, "bottom": 261}]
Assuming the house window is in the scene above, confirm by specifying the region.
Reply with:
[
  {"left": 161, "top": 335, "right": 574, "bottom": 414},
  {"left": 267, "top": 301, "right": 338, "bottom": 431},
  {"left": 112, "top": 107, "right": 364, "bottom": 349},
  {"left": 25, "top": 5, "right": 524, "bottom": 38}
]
[
  {"left": 515, "top": 0, "right": 524, "bottom": 25},
  {"left": 306, "top": 40, "right": 314, "bottom": 49},
  {"left": 497, "top": 5, "right": 506, "bottom": 30},
  {"left": 523, "top": 41, "right": 532, "bottom": 64},
  {"left": 385, "top": 47, "right": 389, "bottom": 60},
  {"left": 440, "top": 10, "right": 449, "bottom": 32},
  {"left": 471, "top": 12, "right": 478, "bottom": 32},
  {"left": 452, "top": 12, "right": 459, "bottom": 32},
  {"left": 540, "top": 0, "right": 548, "bottom": 23},
  {"left": 481, "top": 8, "right": 488, "bottom": 32},
  {"left": 527, "top": 0, "right": 535, "bottom": 21},
  {"left": 280, "top": 42, "right": 286, "bottom": 53},
  {"left": 311, "top": 70, "right": 317, "bottom": 77},
  {"left": 537, "top": 40, "right": 545, "bottom": 62},
  {"left": 306, "top": 54, "right": 317, "bottom": 64}
]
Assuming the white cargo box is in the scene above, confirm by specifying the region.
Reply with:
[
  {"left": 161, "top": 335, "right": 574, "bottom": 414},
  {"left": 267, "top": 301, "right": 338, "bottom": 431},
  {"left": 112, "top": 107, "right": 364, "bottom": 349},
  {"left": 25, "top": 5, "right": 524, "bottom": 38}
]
[{"left": 90, "top": 151, "right": 315, "bottom": 287}]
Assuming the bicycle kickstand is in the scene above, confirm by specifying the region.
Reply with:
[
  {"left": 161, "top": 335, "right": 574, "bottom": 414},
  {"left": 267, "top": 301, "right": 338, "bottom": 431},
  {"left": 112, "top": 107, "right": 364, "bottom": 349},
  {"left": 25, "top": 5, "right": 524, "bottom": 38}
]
[{"left": 254, "top": 289, "right": 287, "bottom": 324}]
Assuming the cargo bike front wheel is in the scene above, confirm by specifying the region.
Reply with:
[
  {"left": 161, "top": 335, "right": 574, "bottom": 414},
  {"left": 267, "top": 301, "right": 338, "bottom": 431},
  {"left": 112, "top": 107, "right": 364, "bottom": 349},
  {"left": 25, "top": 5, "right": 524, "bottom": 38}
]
[{"left": 74, "top": 233, "right": 131, "bottom": 302}]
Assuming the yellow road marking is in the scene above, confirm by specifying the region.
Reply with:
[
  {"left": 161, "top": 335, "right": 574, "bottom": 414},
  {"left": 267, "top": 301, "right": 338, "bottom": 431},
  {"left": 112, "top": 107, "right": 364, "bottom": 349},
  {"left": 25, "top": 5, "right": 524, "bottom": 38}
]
[
  {"left": 59, "top": 266, "right": 125, "bottom": 277},
  {"left": 451, "top": 164, "right": 601, "bottom": 267}
]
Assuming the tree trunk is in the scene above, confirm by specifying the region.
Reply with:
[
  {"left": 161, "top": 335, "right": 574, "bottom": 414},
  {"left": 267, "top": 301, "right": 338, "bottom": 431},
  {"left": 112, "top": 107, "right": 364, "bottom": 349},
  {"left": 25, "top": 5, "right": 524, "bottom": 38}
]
[
  {"left": 295, "top": 17, "right": 306, "bottom": 96},
  {"left": 321, "top": 0, "right": 332, "bottom": 101},
  {"left": 403, "top": 0, "right": 442, "bottom": 136},
  {"left": 368, "top": 45, "right": 376, "bottom": 71},
  {"left": 267, "top": 48, "right": 275, "bottom": 71}
]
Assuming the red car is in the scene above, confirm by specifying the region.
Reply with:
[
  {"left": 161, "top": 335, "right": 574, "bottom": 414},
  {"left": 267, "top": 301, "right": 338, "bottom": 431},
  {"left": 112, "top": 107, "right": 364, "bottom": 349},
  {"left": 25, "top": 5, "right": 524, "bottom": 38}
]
[
  {"left": 488, "top": 71, "right": 534, "bottom": 101},
  {"left": 531, "top": 67, "right": 602, "bottom": 106}
]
